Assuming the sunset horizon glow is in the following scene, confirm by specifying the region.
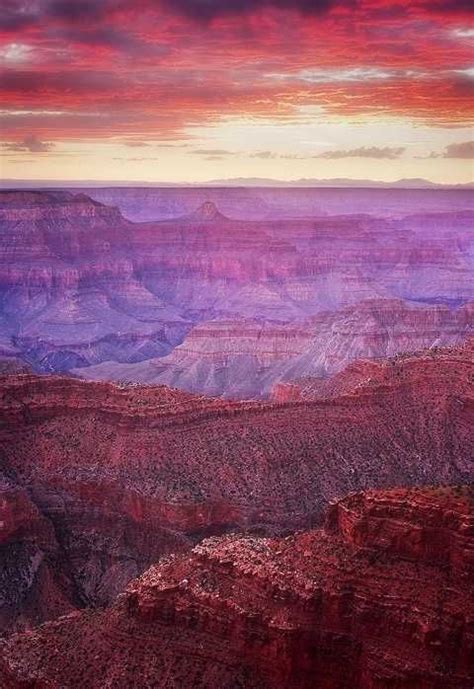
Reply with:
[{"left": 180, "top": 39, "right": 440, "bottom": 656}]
[{"left": 1, "top": 0, "right": 473, "bottom": 184}]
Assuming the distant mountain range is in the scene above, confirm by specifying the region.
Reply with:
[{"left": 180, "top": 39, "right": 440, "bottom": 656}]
[
  {"left": 206, "top": 177, "right": 474, "bottom": 189},
  {"left": 1, "top": 177, "right": 473, "bottom": 189}
]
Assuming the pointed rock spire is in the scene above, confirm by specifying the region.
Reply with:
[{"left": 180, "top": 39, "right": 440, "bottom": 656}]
[{"left": 188, "top": 201, "right": 226, "bottom": 221}]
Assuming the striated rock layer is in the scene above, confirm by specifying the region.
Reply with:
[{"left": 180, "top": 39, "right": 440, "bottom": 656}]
[
  {"left": 77, "top": 299, "right": 474, "bottom": 398},
  {"left": 1, "top": 486, "right": 472, "bottom": 688},
  {"left": 0, "top": 343, "right": 472, "bottom": 635},
  {"left": 1, "top": 190, "right": 473, "bottom": 390},
  {"left": 80, "top": 185, "right": 474, "bottom": 221},
  {"left": 271, "top": 338, "right": 474, "bottom": 403}
]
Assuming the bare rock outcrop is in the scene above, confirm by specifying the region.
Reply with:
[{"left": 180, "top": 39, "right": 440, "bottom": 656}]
[
  {"left": 1, "top": 486, "right": 472, "bottom": 688},
  {"left": 78, "top": 300, "right": 473, "bottom": 398}
]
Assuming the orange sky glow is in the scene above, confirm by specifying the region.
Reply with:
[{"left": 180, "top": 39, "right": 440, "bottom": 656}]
[{"left": 1, "top": 0, "right": 473, "bottom": 183}]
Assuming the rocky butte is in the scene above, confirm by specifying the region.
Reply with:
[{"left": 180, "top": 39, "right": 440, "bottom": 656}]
[
  {"left": 0, "top": 485, "right": 472, "bottom": 688},
  {"left": 0, "top": 342, "right": 472, "bottom": 637},
  {"left": 78, "top": 185, "right": 474, "bottom": 222}
]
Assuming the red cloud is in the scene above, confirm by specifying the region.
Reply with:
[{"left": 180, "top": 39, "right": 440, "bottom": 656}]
[{"left": 1, "top": 0, "right": 472, "bottom": 143}]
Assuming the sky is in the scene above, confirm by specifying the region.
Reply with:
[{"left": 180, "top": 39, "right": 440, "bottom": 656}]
[{"left": 0, "top": 0, "right": 473, "bottom": 184}]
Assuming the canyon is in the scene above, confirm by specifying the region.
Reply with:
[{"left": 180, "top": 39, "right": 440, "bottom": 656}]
[
  {"left": 0, "top": 188, "right": 472, "bottom": 397},
  {"left": 0, "top": 187, "right": 472, "bottom": 687},
  {"left": 82, "top": 185, "right": 474, "bottom": 222},
  {"left": 1, "top": 485, "right": 472, "bottom": 688},
  {"left": 2, "top": 0, "right": 474, "bottom": 682},
  {"left": 0, "top": 342, "right": 472, "bottom": 638},
  {"left": 79, "top": 299, "right": 473, "bottom": 398}
]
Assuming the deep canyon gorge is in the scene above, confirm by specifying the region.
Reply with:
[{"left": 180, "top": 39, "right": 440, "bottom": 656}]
[
  {"left": 0, "top": 188, "right": 472, "bottom": 396},
  {"left": 0, "top": 187, "right": 472, "bottom": 688},
  {"left": 2, "top": 0, "right": 473, "bottom": 682}
]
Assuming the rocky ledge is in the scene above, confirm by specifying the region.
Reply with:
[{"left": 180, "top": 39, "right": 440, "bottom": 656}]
[{"left": 0, "top": 486, "right": 472, "bottom": 688}]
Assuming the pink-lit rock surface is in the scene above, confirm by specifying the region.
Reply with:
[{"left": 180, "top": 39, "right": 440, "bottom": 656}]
[
  {"left": 78, "top": 299, "right": 473, "bottom": 398},
  {"left": 1, "top": 486, "right": 472, "bottom": 688},
  {"left": 1, "top": 189, "right": 472, "bottom": 397}
]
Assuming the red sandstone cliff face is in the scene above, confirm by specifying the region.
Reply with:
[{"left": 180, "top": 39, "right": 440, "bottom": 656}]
[
  {"left": 0, "top": 344, "right": 472, "bottom": 635},
  {"left": 326, "top": 486, "right": 474, "bottom": 574},
  {"left": 1, "top": 486, "right": 472, "bottom": 688}
]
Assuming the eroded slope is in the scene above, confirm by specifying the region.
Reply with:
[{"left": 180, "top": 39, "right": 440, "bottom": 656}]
[
  {"left": 1, "top": 486, "right": 472, "bottom": 689},
  {"left": 0, "top": 344, "right": 472, "bottom": 635}
]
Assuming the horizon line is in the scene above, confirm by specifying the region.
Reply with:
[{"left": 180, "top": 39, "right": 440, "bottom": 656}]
[{"left": 1, "top": 177, "right": 473, "bottom": 190}]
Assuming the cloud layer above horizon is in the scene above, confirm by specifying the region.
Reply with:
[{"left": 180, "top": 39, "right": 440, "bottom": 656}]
[{"left": 1, "top": 0, "right": 473, "bottom": 182}]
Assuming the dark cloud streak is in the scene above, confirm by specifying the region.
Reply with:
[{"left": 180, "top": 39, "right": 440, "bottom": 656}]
[
  {"left": 160, "top": 0, "right": 341, "bottom": 21},
  {"left": 316, "top": 146, "right": 405, "bottom": 159},
  {"left": 443, "top": 140, "right": 474, "bottom": 159},
  {"left": 421, "top": 0, "right": 473, "bottom": 12},
  {"left": 0, "top": 0, "right": 39, "bottom": 31},
  {"left": 1, "top": 0, "right": 471, "bottom": 34},
  {"left": 0, "top": 0, "right": 349, "bottom": 32},
  {"left": 2, "top": 134, "right": 54, "bottom": 152},
  {"left": 47, "top": 0, "right": 106, "bottom": 22}
]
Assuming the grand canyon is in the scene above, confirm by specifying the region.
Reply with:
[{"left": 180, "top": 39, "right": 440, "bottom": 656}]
[
  {"left": 0, "top": 185, "right": 473, "bottom": 687},
  {"left": 1, "top": 188, "right": 472, "bottom": 397},
  {"left": 1, "top": 0, "right": 473, "bottom": 684}
]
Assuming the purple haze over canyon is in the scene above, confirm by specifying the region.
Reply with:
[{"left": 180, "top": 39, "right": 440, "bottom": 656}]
[{"left": 0, "top": 186, "right": 472, "bottom": 398}]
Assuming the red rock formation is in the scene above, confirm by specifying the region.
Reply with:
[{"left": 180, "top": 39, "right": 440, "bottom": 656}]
[
  {"left": 272, "top": 338, "right": 474, "bottom": 402},
  {"left": 326, "top": 486, "right": 474, "bottom": 574},
  {"left": 0, "top": 478, "right": 77, "bottom": 636},
  {"left": 187, "top": 200, "right": 228, "bottom": 222},
  {"left": 1, "top": 486, "right": 472, "bottom": 688},
  {"left": 0, "top": 344, "right": 472, "bottom": 634}
]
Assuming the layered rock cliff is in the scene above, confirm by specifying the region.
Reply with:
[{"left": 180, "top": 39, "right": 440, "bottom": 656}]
[
  {"left": 1, "top": 486, "right": 472, "bottom": 688},
  {"left": 0, "top": 344, "right": 472, "bottom": 634},
  {"left": 1, "top": 190, "right": 472, "bottom": 390},
  {"left": 78, "top": 300, "right": 474, "bottom": 398},
  {"left": 272, "top": 338, "right": 474, "bottom": 402},
  {"left": 0, "top": 476, "right": 78, "bottom": 637}
]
